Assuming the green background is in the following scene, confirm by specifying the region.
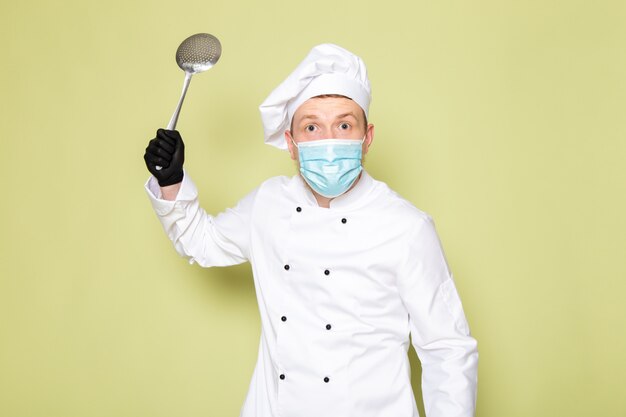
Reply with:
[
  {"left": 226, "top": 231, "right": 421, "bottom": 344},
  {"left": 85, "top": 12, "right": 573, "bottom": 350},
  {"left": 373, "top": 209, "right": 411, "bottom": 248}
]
[{"left": 1, "top": 0, "right": 625, "bottom": 416}]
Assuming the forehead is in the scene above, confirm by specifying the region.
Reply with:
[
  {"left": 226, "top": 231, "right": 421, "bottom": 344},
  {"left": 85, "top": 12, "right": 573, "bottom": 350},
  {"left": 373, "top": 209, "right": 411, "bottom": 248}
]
[{"left": 292, "top": 96, "right": 364, "bottom": 122}]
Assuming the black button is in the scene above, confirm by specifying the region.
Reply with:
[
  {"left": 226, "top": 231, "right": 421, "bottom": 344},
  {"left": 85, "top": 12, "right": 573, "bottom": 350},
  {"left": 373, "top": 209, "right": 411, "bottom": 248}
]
[
  {"left": 326, "top": 324, "right": 331, "bottom": 330},
  {"left": 324, "top": 269, "right": 330, "bottom": 276},
  {"left": 323, "top": 376, "right": 330, "bottom": 383},
  {"left": 341, "top": 218, "right": 347, "bottom": 224},
  {"left": 296, "top": 207, "right": 302, "bottom": 212},
  {"left": 281, "top": 316, "right": 287, "bottom": 322},
  {"left": 280, "top": 374, "right": 285, "bottom": 380},
  {"left": 284, "top": 264, "right": 290, "bottom": 271}
]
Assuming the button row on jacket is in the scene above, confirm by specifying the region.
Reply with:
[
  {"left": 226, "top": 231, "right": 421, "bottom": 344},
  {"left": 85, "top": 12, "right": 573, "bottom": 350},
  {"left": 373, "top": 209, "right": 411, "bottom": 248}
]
[
  {"left": 294, "top": 206, "right": 347, "bottom": 225},
  {"left": 278, "top": 373, "right": 330, "bottom": 383},
  {"left": 284, "top": 264, "right": 332, "bottom": 276},
  {"left": 279, "top": 315, "right": 330, "bottom": 330}
]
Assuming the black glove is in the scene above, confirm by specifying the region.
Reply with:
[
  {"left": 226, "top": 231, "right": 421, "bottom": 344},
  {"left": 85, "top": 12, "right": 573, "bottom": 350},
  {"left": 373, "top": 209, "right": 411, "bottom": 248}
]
[{"left": 144, "top": 129, "right": 185, "bottom": 186}]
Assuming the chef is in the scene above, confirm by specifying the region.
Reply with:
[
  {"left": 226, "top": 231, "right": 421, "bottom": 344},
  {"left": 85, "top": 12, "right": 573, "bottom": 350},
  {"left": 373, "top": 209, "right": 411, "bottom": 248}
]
[{"left": 143, "top": 43, "right": 478, "bottom": 417}]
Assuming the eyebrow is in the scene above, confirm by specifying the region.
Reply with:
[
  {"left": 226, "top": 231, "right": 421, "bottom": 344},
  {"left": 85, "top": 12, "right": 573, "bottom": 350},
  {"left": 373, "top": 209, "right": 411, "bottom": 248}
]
[
  {"left": 298, "top": 115, "right": 320, "bottom": 121},
  {"left": 298, "top": 113, "right": 358, "bottom": 122},
  {"left": 336, "top": 112, "right": 358, "bottom": 120}
]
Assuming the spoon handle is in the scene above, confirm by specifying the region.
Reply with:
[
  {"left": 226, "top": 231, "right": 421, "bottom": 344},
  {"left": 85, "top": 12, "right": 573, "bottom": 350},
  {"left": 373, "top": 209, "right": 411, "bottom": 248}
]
[
  {"left": 156, "top": 72, "right": 193, "bottom": 171},
  {"left": 168, "top": 71, "right": 193, "bottom": 130}
]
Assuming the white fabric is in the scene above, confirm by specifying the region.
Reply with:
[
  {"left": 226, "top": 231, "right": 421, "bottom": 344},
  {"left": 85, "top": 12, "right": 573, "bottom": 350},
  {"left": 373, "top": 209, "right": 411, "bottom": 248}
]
[
  {"left": 259, "top": 44, "right": 371, "bottom": 151},
  {"left": 145, "top": 170, "right": 478, "bottom": 417}
]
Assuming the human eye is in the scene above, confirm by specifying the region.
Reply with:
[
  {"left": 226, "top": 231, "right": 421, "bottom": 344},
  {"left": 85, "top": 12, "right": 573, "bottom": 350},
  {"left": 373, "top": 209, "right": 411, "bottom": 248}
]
[
  {"left": 305, "top": 124, "right": 316, "bottom": 132},
  {"left": 339, "top": 122, "right": 350, "bottom": 130}
]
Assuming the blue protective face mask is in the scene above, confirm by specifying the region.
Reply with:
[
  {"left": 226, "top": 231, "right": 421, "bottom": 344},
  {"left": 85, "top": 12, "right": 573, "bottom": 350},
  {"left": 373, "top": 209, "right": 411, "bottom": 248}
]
[{"left": 292, "top": 137, "right": 365, "bottom": 198}]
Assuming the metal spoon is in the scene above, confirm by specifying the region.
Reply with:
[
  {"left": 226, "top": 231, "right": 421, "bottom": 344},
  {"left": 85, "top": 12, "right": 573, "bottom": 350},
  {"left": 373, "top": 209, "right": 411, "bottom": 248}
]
[{"left": 156, "top": 33, "right": 221, "bottom": 170}]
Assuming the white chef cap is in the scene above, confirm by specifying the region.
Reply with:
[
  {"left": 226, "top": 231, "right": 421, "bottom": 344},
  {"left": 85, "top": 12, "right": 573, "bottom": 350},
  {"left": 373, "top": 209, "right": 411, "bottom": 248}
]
[{"left": 259, "top": 43, "right": 371, "bottom": 150}]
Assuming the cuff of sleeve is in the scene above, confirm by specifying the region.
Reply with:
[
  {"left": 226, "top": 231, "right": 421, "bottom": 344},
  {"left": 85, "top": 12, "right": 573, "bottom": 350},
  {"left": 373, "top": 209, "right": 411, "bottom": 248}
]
[{"left": 143, "top": 169, "right": 198, "bottom": 216}]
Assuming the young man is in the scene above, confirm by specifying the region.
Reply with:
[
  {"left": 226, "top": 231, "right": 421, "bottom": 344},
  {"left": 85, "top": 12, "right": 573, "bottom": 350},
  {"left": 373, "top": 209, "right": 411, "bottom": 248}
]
[{"left": 143, "top": 44, "right": 478, "bottom": 417}]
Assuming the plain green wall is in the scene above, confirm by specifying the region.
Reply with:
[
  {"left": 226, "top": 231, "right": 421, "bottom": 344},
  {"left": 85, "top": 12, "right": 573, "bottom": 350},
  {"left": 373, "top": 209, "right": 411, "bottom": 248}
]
[{"left": 1, "top": 0, "right": 625, "bottom": 416}]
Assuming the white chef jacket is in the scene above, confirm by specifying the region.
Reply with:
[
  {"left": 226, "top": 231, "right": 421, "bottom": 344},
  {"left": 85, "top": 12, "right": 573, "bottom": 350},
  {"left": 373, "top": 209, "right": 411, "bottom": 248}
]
[{"left": 145, "top": 169, "right": 478, "bottom": 417}]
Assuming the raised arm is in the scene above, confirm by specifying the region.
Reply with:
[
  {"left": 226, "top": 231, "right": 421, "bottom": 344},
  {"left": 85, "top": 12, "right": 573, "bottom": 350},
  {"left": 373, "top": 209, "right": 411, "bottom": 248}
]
[{"left": 143, "top": 129, "right": 257, "bottom": 267}]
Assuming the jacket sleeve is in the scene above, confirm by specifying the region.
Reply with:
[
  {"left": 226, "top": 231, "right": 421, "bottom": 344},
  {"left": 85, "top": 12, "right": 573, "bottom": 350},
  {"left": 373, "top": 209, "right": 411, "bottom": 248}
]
[
  {"left": 144, "top": 170, "right": 258, "bottom": 267},
  {"left": 397, "top": 215, "right": 478, "bottom": 417}
]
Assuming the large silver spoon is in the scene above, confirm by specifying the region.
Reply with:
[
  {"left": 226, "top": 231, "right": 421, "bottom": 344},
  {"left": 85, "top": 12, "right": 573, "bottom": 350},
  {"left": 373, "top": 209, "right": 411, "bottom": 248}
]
[{"left": 156, "top": 33, "right": 221, "bottom": 170}]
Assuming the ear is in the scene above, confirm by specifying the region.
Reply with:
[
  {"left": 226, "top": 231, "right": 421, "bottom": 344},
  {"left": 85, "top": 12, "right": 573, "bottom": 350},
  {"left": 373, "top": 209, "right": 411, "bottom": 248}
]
[
  {"left": 285, "top": 130, "right": 297, "bottom": 161},
  {"left": 363, "top": 123, "right": 375, "bottom": 155}
]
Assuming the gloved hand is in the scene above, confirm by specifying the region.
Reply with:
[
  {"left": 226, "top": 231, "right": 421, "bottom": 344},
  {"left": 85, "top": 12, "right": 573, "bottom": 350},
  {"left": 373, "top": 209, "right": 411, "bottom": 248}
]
[{"left": 144, "top": 129, "right": 185, "bottom": 186}]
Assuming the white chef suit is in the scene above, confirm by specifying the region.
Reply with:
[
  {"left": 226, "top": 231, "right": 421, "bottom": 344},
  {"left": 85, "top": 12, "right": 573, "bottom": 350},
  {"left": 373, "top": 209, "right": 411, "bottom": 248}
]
[{"left": 145, "top": 168, "right": 478, "bottom": 417}]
